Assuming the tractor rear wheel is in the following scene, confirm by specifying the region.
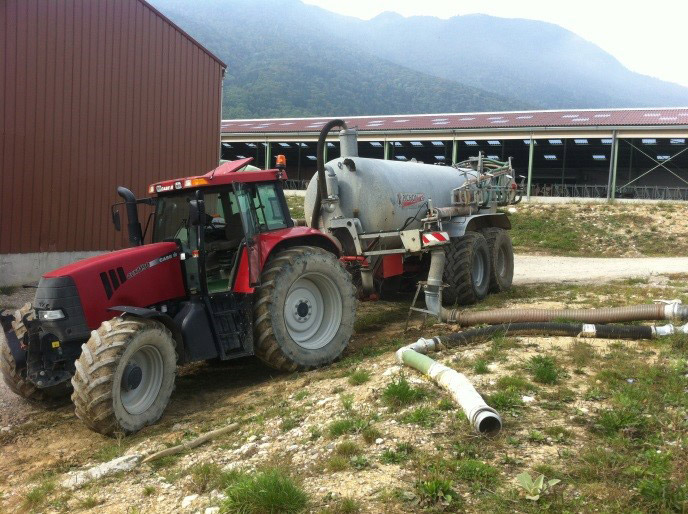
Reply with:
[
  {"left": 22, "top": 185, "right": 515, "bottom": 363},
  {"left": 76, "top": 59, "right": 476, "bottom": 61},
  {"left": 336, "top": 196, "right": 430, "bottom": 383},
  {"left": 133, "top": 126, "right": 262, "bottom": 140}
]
[
  {"left": 480, "top": 228, "right": 514, "bottom": 292},
  {"left": 71, "top": 317, "right": 176, "bottom": 436},
  {"left": 254, "top": 246, "right": 356, "bottom": 371},
  {"left": 442, "top": 232, "right": 492, "bottom": 306},
  {"left": 1, "top": 303, "right": 69, "bottom": 403}
]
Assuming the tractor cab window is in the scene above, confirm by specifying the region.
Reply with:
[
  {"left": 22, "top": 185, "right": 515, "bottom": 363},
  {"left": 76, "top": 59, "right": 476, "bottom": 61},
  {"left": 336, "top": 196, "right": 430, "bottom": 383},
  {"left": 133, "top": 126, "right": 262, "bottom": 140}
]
[{"left": 234, "top": 183, "right": 288, "bottom": 236}]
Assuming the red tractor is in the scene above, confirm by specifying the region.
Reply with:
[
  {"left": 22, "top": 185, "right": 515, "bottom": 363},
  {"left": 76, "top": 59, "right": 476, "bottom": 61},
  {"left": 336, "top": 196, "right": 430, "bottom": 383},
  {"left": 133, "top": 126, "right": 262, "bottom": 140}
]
[{"left": 0, "top": 156, "right": 356, "bottom": 435}]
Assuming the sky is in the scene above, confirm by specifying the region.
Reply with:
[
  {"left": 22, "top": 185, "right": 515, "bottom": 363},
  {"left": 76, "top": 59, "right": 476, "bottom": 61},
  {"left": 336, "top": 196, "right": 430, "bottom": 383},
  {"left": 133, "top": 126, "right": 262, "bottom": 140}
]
[{"left": 303, "top": 0, "right": 688, "bottom": 88}]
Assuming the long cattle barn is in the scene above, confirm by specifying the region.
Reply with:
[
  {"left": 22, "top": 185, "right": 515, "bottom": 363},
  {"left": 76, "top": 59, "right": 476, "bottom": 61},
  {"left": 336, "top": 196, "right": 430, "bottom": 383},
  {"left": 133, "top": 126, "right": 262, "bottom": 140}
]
[{"left": 219, "top": 108, "right": 688, "bottom": 200}]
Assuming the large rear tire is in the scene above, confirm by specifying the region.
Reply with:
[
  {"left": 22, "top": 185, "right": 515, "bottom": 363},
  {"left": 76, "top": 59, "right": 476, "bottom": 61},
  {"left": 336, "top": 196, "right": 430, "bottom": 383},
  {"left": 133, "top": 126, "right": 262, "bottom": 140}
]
[
  {"left": 254, "top": 246, "right": 356, "bottom": 371},
  {"left": 480, "top": 228, "right": 514, "bottom": 293},
  {"left": 442, "top": 232, "right": 492, "bottom": 306},
  {"left": 1, "top": 303, "right": 70, "bottom": 403},
  {"left": 71, "top": 317, "right": 176, "bottom": 436}
]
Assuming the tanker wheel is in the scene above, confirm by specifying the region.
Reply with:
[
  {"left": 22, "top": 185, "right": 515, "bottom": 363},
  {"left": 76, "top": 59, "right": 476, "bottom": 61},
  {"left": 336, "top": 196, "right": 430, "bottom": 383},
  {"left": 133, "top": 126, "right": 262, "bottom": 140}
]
[
  {"left": 254, "top": 246, "right": 356, "bottom": 371},
  {"left": 71, "top": 317, "right": 176, "bottom": 436},
  {"left": 0, "top": 303, "right": 70, "bottom": 403},
  {"left": 480, "top": 228, "right": 514, "bottom": 293},
  {"left": 442, "top": 232, "right": 492, "bottom": 306}
]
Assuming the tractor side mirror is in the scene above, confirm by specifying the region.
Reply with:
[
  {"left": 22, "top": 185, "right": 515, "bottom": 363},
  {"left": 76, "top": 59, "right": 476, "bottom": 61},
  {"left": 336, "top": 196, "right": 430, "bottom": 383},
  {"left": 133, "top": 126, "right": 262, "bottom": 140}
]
[
  {"left": 111, "top": 206, "right": 121, "bottom": 232},
  {"left": 188, "top": 199, "right": 206, "bottom": 226}
]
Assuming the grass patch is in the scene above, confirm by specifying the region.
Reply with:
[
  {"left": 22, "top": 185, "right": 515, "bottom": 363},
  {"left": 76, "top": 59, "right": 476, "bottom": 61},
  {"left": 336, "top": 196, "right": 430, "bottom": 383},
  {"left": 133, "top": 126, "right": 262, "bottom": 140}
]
[
  {"left": 454, "top": 459, "right": 499, "bottom": 490},
  {"left": 380, "top": 443, "right": 415, "bottom": 464},
  {"left": 473, "top": 359, "right": 490, "bottom": 374},
  {"left": 527, "top": 355, "right": 561, "bottom": 384},
  {"left": 348, "top": 369, "right": 371, "bottom": 385},
  {"left": 382, "top": 377, "right": 425, "bottom": 407},
  {"left": 400, "top": 406, "right": 438, "bottom": 427},
  {"left": 23, "top": 480, "right": 55, "bottom": 510},
  {"left": 326, "top": 456, "right": 349, "bottom": 472},
  {"left": 361, "top": 424, "right": 382, "bottom": 444},
  {"left": 189, "top": 462, "right": 239, "bottom": 494},
  {"left": 335, "top": 440, "right": 362, "bottom": 457},
  {"left": 327, "top": 417, "right": 368, "bottom": 438},
  {"left": 223, "top": 468, "right": 308, "bottom": 513},
  {"left": 323, "top": 496, "right": 361, "bottom": 513},
  {"left": 487, "top": 390, "right": 523, "bottom": 411},
  {"left": 285, "top": 194, "right": 305, "bottom": 219}
]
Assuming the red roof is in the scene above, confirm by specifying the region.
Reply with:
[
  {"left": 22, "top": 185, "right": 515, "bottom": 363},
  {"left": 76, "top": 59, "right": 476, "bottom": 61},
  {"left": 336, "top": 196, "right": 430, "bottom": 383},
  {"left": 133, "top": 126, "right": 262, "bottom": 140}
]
[
  {"left": 149, "top": 158, "right": 287, "bottom": 193},
  {"left": 221, "top": 108, "right": 688, "bottom": 134}
]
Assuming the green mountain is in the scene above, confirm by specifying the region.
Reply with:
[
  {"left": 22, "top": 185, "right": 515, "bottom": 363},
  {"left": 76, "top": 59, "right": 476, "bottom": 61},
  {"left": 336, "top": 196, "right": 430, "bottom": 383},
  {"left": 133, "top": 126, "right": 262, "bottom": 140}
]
[
  {"left": 150, "top": 0, "right": 688, "bottom": 117},
  {"left": 149, "top": 0, "right": 523, "bottom": 118}
]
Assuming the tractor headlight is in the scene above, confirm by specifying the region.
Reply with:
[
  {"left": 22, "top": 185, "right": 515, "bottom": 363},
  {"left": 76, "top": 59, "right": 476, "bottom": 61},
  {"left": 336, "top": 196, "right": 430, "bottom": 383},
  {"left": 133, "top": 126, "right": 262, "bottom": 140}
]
[{"left": 38, "top": 309, "right": 66, "bottom": 321}]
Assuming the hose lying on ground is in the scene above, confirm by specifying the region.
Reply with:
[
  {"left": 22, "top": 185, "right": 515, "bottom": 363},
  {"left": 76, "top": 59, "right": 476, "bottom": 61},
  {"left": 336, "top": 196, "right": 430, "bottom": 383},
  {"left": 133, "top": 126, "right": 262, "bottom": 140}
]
[
  {"left": 444, "top": 304, "right": 688, "bottom": 327},
  {"left": 396, "top": 338, "right": 502, "bottom": 435},
  {"left": 424, "top": 249, "right": 688, "bottom": 326},
  {"left": 441, "top": 321, "right": 688, "bottom": 347}
]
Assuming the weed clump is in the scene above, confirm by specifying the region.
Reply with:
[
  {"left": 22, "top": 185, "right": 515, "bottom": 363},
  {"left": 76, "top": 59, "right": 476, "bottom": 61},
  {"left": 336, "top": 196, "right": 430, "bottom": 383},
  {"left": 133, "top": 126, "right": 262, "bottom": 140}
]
[
  {"left": 382, "top": 377, "right": 425, "bottom": 407},
  {"left": 528, "top": 355, "right": 561, "bottom": 384},
  {"left": 223, "top": 468, "right": 308, "bottom": 513}
]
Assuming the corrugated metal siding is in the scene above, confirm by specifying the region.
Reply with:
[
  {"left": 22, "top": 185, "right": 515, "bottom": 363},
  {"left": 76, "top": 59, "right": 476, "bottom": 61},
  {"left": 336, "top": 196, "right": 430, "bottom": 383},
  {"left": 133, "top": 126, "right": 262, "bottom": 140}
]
[{"left": 0, "top": 0, "right": 224, "bottom": 254}]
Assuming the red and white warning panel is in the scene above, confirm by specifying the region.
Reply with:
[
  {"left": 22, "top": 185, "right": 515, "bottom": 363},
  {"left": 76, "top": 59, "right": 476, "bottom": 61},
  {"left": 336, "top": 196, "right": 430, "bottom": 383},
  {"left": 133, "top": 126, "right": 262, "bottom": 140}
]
[{"left": 421, "top": 232, "right": 449, "bottom": 247}]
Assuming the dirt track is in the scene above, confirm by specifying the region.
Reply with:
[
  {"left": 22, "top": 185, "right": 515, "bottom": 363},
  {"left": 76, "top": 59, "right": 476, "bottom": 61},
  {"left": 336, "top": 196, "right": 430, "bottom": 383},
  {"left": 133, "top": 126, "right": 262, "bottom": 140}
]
[{"left": 514, "top": 255, "right": 688, "bottom": 284}]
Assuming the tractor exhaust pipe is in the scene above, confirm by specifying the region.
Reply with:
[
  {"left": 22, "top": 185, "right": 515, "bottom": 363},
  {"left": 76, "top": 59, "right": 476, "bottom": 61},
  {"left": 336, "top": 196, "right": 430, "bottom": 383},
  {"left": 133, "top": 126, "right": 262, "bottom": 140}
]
[
  {"left": 117, "top": 186, "right": 144, "bottom": 247},
  {"left": 424, "top": 249, "right": 688, "bottom": 325}
]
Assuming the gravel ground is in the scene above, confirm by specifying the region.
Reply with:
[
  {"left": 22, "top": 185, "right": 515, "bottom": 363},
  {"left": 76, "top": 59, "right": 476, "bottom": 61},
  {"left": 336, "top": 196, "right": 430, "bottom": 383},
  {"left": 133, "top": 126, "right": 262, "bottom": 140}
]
[{"left": 514, "top": 255, "right": 688, "bottom": 284}]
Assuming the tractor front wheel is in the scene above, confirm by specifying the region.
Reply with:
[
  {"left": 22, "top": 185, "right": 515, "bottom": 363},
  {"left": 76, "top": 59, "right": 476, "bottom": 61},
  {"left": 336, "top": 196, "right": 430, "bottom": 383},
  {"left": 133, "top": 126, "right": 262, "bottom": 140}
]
[
  {"left": 71, "top": 317, "right": 176, "bottom": 436},
  {"left": 254, "top": 246, "right": 356, "bottom": 371}
]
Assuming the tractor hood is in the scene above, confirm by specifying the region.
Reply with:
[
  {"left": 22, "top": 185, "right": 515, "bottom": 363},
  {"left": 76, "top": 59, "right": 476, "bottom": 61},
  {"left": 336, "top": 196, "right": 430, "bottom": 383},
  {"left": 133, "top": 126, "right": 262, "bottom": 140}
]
[{"left": 41, "top": 242, "right": 186, "bottom": 330}]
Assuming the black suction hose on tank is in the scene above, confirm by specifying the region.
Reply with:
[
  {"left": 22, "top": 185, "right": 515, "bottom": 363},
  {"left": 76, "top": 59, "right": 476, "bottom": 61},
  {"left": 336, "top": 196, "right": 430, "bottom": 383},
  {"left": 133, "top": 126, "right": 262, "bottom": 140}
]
[
  {"left": 310, "top": 119, "right": 348, "bottom": 228},
  {"left": 442, "top": 322, "right": 654, "bottom": 348}
]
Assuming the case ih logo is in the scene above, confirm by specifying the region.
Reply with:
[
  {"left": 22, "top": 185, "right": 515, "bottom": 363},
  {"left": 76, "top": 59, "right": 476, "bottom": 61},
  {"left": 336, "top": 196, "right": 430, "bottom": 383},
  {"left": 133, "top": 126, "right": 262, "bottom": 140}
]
[
  {"left": 99, "top": 267, "right": 127, "bottom": 300},
  {"left": 397, "top": 192, "right": 426, "bottom": 208}
]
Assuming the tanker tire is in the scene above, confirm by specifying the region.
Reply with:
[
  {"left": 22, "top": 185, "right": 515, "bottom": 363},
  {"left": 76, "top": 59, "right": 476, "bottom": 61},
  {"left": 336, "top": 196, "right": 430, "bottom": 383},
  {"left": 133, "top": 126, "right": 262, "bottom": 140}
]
[
  {"left": 442, "top": 232, "right": 492, "bottom": 306},
  {"left": 480, "top": 228, "right": 514, "bottom": 293},
  {"left": 1, "top": 304, "right": 69, "bottom": 403},
  {"left": 254, "top": 246, "right": 356, "bottom": 371},
  {"left": 71, "top": 317, "right": 176, "bottom": 436}
]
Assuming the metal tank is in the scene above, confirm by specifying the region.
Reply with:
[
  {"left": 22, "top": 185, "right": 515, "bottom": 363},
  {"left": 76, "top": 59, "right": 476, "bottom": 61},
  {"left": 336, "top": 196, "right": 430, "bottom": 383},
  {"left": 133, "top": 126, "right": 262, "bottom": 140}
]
[{"left": 304, "top": 148, "right": 480, "bottom": 235}]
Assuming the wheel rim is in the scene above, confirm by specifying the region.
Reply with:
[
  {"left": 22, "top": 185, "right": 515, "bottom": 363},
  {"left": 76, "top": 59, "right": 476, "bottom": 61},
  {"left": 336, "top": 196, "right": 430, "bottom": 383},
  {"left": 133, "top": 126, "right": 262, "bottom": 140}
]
[
  {"left": 496, "top": 246, "right": 507, "bottom": 278},
  {"left": 284, "top": 272, "right": 343, "bottom": 350},
  {"left": 472, "top": 249, "right": 487, "bottom": 288},
  {"left": 120, "top": 345, "right": 164, "bottom": 416}
]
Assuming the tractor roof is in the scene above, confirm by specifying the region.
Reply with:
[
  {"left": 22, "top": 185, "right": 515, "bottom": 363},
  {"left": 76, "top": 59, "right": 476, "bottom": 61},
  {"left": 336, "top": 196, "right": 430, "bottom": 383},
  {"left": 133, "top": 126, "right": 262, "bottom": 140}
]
[{"left": 148, "top": 157, "right": 288, "bottom": 194}]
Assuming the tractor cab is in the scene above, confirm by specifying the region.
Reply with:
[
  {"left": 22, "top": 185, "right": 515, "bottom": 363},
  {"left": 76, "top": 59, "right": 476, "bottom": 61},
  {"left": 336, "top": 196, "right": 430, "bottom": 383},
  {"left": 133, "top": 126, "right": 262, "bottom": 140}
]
[{"left": 151, "top": 172, "right": 292, "bottom": 295}]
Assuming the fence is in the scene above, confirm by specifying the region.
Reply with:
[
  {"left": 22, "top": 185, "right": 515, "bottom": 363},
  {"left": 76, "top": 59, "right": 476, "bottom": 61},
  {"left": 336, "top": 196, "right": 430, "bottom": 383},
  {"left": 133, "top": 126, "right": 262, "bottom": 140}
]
[{"left": 530, "top": 184, "right": 688, "bottom": 201}]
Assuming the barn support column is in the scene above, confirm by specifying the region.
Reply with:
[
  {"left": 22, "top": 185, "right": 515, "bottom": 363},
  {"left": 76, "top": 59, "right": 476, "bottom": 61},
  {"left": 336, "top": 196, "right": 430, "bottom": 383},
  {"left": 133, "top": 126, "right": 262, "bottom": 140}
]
[
  {"left": 606, "top": 131, "right": 617, "bottom": 200},
  {"left": 384, "top": 138, "right": 390, "bottom": 160},
  {"left": 452, "top": 139, "right": 458, "bottom": 165},
  {"left": 264, "top": 141, "right": 271, "bottom": 170},
  {"left": 610, "top": 138, "right": 620, "bottom": 199},
  {"left": 526, "top": 134, "right": 534, "bottom": 201}
]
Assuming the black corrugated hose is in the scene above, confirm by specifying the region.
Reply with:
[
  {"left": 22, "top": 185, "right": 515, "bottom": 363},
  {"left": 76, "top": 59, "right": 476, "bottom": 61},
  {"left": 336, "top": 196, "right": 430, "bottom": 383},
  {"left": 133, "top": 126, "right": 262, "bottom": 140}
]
[
  {"left": 310, "top": 119, "right": 347, "bottom": 228},
  {"left": 442, "top": 322, "right": 653, "bottom": 348}
]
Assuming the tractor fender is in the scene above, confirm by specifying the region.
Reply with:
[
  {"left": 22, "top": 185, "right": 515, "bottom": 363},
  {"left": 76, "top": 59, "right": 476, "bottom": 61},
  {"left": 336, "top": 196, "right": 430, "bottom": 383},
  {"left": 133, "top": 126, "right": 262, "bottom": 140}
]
[
  {"left": 108, "top": 306, "right": 184, "bottom": 352},
  {"left": 443, "top": 213, "right": 511, "bottom": 238},
  {"left": 257, "top": 227, "right": 342, "bottom": 267}
]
